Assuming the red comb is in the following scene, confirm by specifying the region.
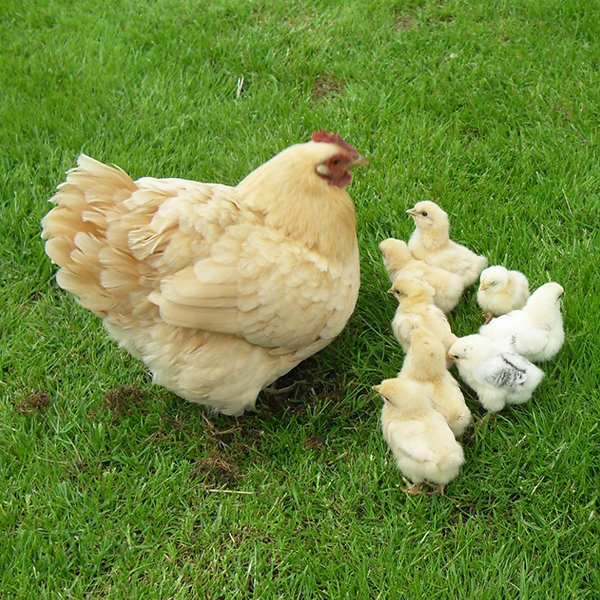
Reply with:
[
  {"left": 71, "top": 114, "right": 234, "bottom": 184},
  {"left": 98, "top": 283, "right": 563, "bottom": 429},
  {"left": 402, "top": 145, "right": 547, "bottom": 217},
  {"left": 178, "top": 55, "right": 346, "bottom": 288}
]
[{"left": 311, "top": 129, "right": 357, "bottom": 154}]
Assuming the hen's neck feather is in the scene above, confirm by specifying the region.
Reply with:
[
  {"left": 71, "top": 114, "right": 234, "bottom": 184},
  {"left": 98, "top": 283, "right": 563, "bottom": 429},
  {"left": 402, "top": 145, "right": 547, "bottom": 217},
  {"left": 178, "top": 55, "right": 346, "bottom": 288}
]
[{"left": 236, "top": 146, "right": 358, "bottom": 263}]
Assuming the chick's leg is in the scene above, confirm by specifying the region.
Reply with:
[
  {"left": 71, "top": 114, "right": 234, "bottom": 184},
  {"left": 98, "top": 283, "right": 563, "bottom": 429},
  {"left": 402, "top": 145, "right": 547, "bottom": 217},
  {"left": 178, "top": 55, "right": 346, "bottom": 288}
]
[{"left": 400, "top": 478, "right": 423, "bottom": 496}]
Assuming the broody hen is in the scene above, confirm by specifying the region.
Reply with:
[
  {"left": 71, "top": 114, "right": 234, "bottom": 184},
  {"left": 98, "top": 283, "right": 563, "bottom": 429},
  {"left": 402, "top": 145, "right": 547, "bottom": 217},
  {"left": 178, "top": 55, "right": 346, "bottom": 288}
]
[{"left": 41, "top": 131, "right": 368, "bottom": 415}]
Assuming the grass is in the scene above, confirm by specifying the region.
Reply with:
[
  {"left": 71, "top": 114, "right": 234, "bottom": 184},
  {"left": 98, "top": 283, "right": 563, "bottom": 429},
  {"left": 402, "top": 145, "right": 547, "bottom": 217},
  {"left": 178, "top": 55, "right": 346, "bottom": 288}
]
[{"left": 1, "top": 0, "right": 600, "bottom": 597}]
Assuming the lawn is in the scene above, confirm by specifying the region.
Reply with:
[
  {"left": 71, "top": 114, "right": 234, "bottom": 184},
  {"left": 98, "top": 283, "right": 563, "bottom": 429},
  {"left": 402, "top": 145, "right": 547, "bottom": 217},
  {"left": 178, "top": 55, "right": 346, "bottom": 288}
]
[{"left": 1, "top": 0, "right": 599, "bottom": 597}]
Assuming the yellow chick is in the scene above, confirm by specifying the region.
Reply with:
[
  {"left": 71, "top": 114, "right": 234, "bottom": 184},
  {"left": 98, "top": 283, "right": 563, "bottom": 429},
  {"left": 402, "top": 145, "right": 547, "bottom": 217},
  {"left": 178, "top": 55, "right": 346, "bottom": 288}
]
[
  {"left": 407, "top": 201, "right": 487, "bottom": 287},
  {"left": 388, "top": 277, "right": 457, "bottom": 354},
  {"left": 477, "top": 265, "right": 530, "bottom": 324},
  {"left": 376, "top": 377, "right": 464, "bottom": 495},
  {"left": 379, "top": 238, "right": 464, "bottom": 313},
  {"left": 398, "top": 328, "right": 472, "bottom": 438}
]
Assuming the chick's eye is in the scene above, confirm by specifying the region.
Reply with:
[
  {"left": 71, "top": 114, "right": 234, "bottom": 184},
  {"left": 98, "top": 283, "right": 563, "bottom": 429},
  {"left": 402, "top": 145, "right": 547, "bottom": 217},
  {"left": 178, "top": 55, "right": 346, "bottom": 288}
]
[{"left": 421, "top": 211, "right": 428, "bottom": 217}]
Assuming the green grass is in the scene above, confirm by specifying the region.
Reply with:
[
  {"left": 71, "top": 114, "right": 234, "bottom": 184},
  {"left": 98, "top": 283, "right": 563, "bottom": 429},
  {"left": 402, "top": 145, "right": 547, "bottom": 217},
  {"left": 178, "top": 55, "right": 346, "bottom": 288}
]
[{"left": 2, "top": 0, "right": 600, "bottom": 597}]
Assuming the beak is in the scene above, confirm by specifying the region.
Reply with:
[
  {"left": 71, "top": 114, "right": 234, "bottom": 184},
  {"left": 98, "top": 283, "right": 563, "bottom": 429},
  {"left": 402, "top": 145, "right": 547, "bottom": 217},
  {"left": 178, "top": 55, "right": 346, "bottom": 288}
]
[
  {"left": 479, "top": 284, "right": 488, "bottom": 291},
  {"left": 446, "top": 354, "right": 455, "bottom": 361},
  {"left": 347, "top": 155, "right": 370, "bottom": 169},
  {"left": 372, "top": 385, "right": 380, "bottom": 392},
  {"left": 406, "top": 208, "right": 417, "bottom": 216},
  {"left": 387, "top": 287, "right": 394, "bottom": 295}
]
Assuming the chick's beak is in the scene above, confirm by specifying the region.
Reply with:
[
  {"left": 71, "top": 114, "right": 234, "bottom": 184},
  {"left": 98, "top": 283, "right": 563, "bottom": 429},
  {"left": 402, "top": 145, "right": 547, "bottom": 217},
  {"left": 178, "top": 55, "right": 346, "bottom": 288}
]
[
  {"left": 347, "top": 155, "right": 370, "bottom": 169},
  {"left": 446, "top": 354, "right": 455, "bottom": 361},
  {"left": 406, "top": 208, "right": 417, "bottom": 216},
  {"left": 479, "top": 284, "right": 488, "bottom": 291},
  {"left": 387, "top": 287, "right": 394, "bottom": 295}
]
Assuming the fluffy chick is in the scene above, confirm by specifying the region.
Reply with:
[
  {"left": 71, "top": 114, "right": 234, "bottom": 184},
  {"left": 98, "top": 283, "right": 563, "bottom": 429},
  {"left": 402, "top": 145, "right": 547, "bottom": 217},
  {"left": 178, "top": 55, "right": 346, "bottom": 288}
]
[
  {"left": 398, "top": 328, "right": 472, "bottom": 438},
  {"left": 379, "top": 238, "right": 464, "bottom": 313},
  {"left": 388, "top": 277, "right": 457, "bottom": 353},
  {"left": 376, "top": 378, "right": 464, "bottom": 495},
  {"left": 479, "top": 282, "right": 565, "bottom": 362},
  {"left": 407, "top": 201, "right": 487, "bottom": 287},
  {"left": 448, "top": 335, "right": 545, "bottom": 412},
  {"left": 477, "top": 265, "right": 530, "bottom": 324}
]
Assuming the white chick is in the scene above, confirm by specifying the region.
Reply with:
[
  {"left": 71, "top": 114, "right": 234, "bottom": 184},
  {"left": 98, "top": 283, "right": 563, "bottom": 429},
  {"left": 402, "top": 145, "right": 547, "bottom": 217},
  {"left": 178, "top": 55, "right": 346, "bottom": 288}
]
[
  {"left": 447, "top": 335, "right": 545, "bottom": 413},
  {"left": 376, "top": 378, "right": 464, "bottom": 495},
  {"left": 479, "top": 282, "right": 565, "bottom": 362},
  {"left": 388, "top": 277, "right": 457, "bottom": 353},
  {"left": 407, "top": 200, "right": 487, "bottom": 287},
  {"left": 398, "top": 328, "right": 472, "bottom": 438},
  {"left": 379, "top": 238, "right": 464, "bottom": 313},
  {"left": 477, "top": 265, "right": 530, "bottom": 324}
]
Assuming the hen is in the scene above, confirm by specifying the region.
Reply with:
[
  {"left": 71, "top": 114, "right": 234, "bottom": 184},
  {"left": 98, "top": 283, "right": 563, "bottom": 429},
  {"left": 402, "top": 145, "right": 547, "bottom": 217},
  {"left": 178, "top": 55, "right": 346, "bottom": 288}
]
[
  {"left": 479, "top": 282, "right": 564, "bottom": 362},
  {"left": 379, "top": 238, "right": 464, "bottom": 313},
  {"left": 376, "top": 377, "right": 464, "bottom": 495},
  {"left": 41, "top": 131, "right": 368, "bottom": 415},
  {"left": 406, "top": 200, "right": 487, "bottom": 287},
  {"left": 448, "top": 335, "right": 545, "bottom": 413},
  {"left": 477, "top": 265, "right": 530, "bottom": 324}
]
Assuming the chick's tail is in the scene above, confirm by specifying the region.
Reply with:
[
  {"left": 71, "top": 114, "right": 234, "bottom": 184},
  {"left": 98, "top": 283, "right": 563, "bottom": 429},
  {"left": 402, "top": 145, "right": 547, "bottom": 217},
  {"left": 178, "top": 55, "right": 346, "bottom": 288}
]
[{"left": 41, "top": 155, "right": 154, "bottom": 322}]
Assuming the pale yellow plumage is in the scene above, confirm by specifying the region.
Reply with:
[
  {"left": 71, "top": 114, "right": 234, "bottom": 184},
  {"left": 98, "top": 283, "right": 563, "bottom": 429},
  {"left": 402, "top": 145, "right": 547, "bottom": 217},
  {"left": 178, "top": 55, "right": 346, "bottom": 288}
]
[
  {"left": 397, "top": 328, "right": 472, "bottom": 438},
  {"left": 388, "top": 277, "right": 457, "bottom": 353},
  {"left": 42, "top": 135, "right": 366, "bottom": 414},
  {"left": 379, "top": 238, "right": 464, "bottom": 313},
  {"left": 407, "top": 201, "right": 487, "bottom": 288}
]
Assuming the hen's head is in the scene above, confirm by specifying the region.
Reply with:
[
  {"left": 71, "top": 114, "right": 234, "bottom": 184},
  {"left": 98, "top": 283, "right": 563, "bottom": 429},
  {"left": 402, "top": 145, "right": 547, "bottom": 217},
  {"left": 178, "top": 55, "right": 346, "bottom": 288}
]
[{"left": 311, "top": 130, "right": 369, "bottom": 187}]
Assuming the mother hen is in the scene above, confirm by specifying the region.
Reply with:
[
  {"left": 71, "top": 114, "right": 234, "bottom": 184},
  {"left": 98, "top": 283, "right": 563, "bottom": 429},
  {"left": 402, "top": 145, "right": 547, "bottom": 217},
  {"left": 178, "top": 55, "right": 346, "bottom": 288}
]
[{"left": 42, "top": 130, "right": 368, "bottom": 415}]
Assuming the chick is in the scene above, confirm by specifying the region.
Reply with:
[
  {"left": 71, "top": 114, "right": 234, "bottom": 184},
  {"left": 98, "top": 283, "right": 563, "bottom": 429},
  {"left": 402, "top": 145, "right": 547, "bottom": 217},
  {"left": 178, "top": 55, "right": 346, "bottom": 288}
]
[
  {"left": 477, "top": 266, "right": 530, "bottom": 324},
  {"left": 376, "top": 378, "right": 464, "bottom": 495},
  {"left": 398, "top": 328, "right": 472, "bottom": 438},
  {"left": 379, "top": 238, "right": 464, "bottom": 313},
  {"left": 407, "top": 201, "right": 487, "bottom": 287},
  {"left": 388, "top": 277, "right": 457, "bottom": 353},
  {"left": 479, "top": 282, "right": 565, "bottom": 362},
  {"left": 447, "top": 335, "right": 545, "bottom": 413}
]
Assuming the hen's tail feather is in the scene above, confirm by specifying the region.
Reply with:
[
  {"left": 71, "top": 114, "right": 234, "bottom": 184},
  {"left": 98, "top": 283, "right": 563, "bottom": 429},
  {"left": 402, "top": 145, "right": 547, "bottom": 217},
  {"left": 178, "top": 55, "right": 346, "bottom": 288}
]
[{"left": 41, "top": 155, "right": 148, "bottom": 319}]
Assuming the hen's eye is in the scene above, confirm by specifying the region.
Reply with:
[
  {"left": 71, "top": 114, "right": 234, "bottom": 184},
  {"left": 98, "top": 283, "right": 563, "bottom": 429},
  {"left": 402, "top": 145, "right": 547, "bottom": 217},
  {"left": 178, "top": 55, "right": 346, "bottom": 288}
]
[
  {"left": 332, "top": 158, "right": 341, "bottom": 166},
  {"left": 421, "top": 211, "right": 428, "bottom": 217}
]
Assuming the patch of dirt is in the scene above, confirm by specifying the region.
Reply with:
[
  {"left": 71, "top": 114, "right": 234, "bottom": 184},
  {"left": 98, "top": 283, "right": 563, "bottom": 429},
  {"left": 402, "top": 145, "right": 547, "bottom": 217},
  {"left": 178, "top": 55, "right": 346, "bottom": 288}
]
[
  {"left": 16, "top": 391, "right": 51, "bottom": 413},
  {"left": 303, "top": 435, "right": 325, "bottom": 451},
  {"left": 311, "top": 75, "right": 345, "bottom": 102},
  {"left": 103, "top": 385, "right": 146, "bottom": 418},
  {"left": 192, "top": 452, "right": 243, "bottom": 486},
  {"left": 394, "top": 13, "right": 414, "bottom": 30}
]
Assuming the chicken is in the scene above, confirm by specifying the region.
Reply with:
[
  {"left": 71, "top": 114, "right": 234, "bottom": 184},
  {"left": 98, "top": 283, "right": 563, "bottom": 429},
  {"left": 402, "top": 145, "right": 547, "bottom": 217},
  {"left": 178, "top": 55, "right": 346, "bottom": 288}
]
[
  {"left": 41, "top": 130, "right": 369, "bottom": 415},
  {"left": 379, "top": 238, "right": 464, "bottom": 313},
  {"left": 376, "top": 377, "right": 464, "bottom": 495},
  {"left": 388, "top": 277, "right": 457, "bottom": 353},
  {"left": 447, "top": 335, "right": 545, "bottom": 413},
  {"left": 398, "top": 328, "right": 471, "bottom": 438},
  {"left": 479, "top": 282, "right": 565, "bottom": 362},
  {"left": 477, "top": 265, "right": 530, "bottom": 324},
  {"left": 406, "top": 200, "right": 487, "bottom": 287}
]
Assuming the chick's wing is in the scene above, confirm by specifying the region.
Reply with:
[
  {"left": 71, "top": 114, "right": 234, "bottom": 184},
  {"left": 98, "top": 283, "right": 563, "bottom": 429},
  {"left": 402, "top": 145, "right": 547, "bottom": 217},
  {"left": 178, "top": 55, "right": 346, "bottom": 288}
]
[{"left": 386, "top": 420, "right": 437, "bottom": 463}]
